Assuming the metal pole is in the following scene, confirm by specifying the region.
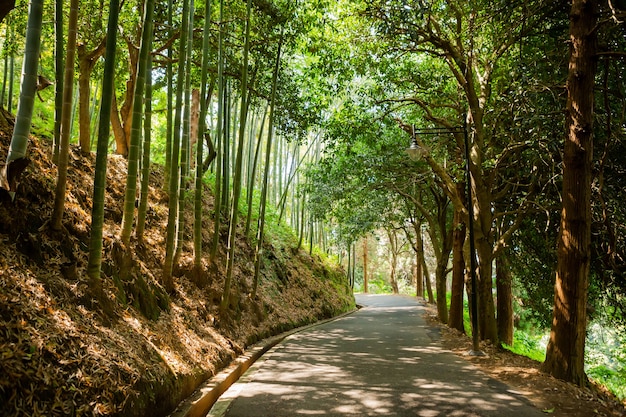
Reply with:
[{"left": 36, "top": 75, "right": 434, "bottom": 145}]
[
  {"left": 406, "top": 118, "right": 484, "bottom": 355},
  {"left": 463, "top": 117, "right": 483, "bottom": 355}
]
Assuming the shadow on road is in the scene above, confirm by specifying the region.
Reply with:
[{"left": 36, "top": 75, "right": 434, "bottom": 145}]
[{"left": 211, "top": 294, "right": 544, "bottom": 417}]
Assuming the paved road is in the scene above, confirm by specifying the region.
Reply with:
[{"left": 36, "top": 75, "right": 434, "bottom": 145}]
[{"left": 208, "top": 294, "right": 545, "bottom": 417}]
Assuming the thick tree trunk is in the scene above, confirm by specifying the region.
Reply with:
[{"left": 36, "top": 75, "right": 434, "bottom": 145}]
[
  {"left": 449, "top": 202, "right": 466, "bottom": 333},
  {"left": 435, "top": 257, "right": 448, "bottom": 324},
  {"left": 496, "top": 254, "right": 514, "bottom": 346},
  {"left": 542, "top": 0, "right": 596, "bottom": 386},
  {"left": 475, "top": 238, "right": 498, "bottom": 343}
]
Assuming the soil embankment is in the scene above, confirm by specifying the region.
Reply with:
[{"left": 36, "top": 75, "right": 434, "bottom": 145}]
[{"left": 0, "top": 121, "right": 355, "bottom": 416}]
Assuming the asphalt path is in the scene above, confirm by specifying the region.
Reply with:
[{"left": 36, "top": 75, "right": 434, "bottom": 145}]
[{"left": 207, "top": 294, "right": 545, "bottom": 417}]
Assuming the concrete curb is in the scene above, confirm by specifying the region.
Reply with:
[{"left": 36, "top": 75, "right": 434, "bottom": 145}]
[{"left": 169, "top": 308, "right": 358, "bottom": 417}]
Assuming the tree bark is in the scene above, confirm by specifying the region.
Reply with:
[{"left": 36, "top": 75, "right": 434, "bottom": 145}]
[
  {"left": 542, "top": 0, "right": 596, "bottom": 386},
  {"left": 475, "top": 237, "right": 499, "bottom": 343},
  {"left": 363, "top": 236, "right": 369, "bottom": 293},
  {"left": 51, "top": 0, "right": 78, "bottom": 230},
  {"left": 449, "top": 193, "right": 466, "bottom": 333},
  {"left": 387, "top": 228, "right": 400, "bottom": 294},
  {"left": 496, "top": 253, "right": 513, "bottom": 346},
  {"left": 414, "top": 224, "right": 424, "bottom": 299},
  {"left": 423, "top": 254, "right": 434, "bottom": 304},
  {"left": 1, "top": 0, "right": 43, "bottom": 194},
  {"left": 87, "top": 0, "right": 120, "bottom": 281}
]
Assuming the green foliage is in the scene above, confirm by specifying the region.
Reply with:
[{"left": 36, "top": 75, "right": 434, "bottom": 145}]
[
  {"left": 355, "top": 274, "right": 393, "bottom": 294},
  {"left": 586, "top": 322, "right": 626, "bottom": 401},
  {"left": 587, "top": 367, "right": 626, "bottom": 401},
  {"left": 502, "top": 330, "right": 547, "bottom": 363}
]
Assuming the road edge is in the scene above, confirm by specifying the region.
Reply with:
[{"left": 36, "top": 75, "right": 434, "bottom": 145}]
[{"left": 169, "top": 307, "right": 360, "bottom": 417}]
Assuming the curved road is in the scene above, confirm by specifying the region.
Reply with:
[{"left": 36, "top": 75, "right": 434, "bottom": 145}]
[{"left": 208, "top": 294, "right": 545, "bottom": 417}]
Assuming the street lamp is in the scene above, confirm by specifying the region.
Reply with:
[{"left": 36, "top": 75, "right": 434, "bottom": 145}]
[{"left": 406, "top": 118, "right": 484, "bottom": 356}]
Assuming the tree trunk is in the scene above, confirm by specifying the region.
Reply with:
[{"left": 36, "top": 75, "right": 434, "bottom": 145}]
[
  {"left": 164, "top": 0, "right": 174, "bottom": 192},
  {"left": 475, "top": 237, "right": 498, "bottom": 343},
  {"left": 449, "top": 201, "right": 466, "bottom": 333},
  {"left": 210, "top": 0, "right": 225, "bottom": 263},
  {"left": 1, "top": 0, "right": 43, "bottom": 194},
  {"left": 414, "top": 224, "right": 424, "bottom": 299},
  {"left": 53, "top": 0, "right": 63, "bottom": 162},
  {"left": 193, "top": 0, "right": 213, "bottom": 272},
  {"left": 163, "top": 0, "right": 190, "bottom": 291},
  {"left": 245, "top": 107, "right": 267, "bottom": 235},
  {"left": 174, "top": 2, "right": 194, "bottom": 267},
  {"left": 386, "top": 228, "right": 400, "bottom": 294},
  {"left": 496, "top": 253, "right": 513, "bottom": 346},
  {"left": 363, "top": 235, "right": 369, "bottom": 293},
  {"left": 120, "top": 0, "right": 154, "bottom": 246},
  {"left": 136, "top": 52, "right": 152, "bottom": 242},
  {"left": 221, "top": 0, "right": 252, "bottom": 312},
  {"left": 252, "top": 33, "right": 283, "bottom": 298},
  {"left": 542, "top": 0, "right": 596, "bottom": 386},
  {"left": 87, "top": 0, "right": 120, "bottom": 281},
  {"left": 435, "top": 256, "right": 448, "bottom": 324},
  {"left": 189, "top": 89, "right": 200, "bottom": 171},
  {"left": 423, "top": 255, "right": 434, "bottom": 304},
  {"left": 77, "top": 40, "right": 106, "bottom": 156},
  {"left": 51, "top": 0, "right": 78, "bottom": 230}
]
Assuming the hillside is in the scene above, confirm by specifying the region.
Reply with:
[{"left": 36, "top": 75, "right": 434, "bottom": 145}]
[{"left": 0, "top": 116, "right": 355, "bottom": 416}]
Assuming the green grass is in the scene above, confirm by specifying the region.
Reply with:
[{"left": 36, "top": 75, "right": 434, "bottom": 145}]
[
  {"left": 587, "top": 366, "right": 626, "bottom": 401},
  {"left": 502, "top": 330, "right": 547, "bottom": 362}
]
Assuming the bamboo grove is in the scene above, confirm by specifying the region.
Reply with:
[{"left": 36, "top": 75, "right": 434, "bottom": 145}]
[{"left": 0, "top": 0, "right": 330, "bottom": 313}]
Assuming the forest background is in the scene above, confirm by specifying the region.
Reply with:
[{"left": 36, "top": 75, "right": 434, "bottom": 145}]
[{"left": 0, "top": 0, "right": 626, "bottom": 415}]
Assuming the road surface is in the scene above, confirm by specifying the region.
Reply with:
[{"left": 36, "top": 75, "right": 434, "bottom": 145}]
[{"left": 208, "top": 294, "right": 545, "bottom": 417}]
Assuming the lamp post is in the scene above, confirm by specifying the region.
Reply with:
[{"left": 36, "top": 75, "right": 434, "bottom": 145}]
[{"left": 406, "top": 118, "right": 483, "bottom": 356}]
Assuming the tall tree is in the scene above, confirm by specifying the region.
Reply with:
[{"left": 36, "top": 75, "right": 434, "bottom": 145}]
[
  {"left": 136, "top": 50, "right": 152, "bottom": 242},
  {"left": 245, "top": 106, "right": 267, "bottom": 235},
  {"left": 222, "top": 0, "right": 253, "bottom": 312},
  {"left": 542, "top": 0, "right": 597, "bottom": 386},
  {"left": 87, "top": 0, "right": 120, "bottom": 281},
  {"left": 120, "top": 0, "right": 155, "bottom": 246},
  {"left": 164, "top": 0, "right": 174, "bottom": 192},
  {"left": 210, "top": 0, "right": 225, "bottom": 263},
  {"left": 50, "top": 0, "right": 79, "bottom": 231},
  {"left": 53, "top": 0, "right": 63, "bottom": 162},
  {"left": 252, "top": 33, "right": 283, "bottom": 298},
  {"left": 163, "top": 0, "right": 190, "bottom": 290},
  {"left": 448, "top": 182, "right": 466, "bottom": 333},
  {"left": 1, "top": 0, "right": 44, "bottom": 196},
  {"left": 174, "top": 0, "right": 194, "bottom": 266},
  {"left": 194, "top": 0, "right": 214, "bottom": 272}
]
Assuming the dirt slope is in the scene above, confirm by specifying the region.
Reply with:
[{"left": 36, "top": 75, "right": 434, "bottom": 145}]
[{"left": 0, "top": 118, "right": 355, "bottom": 416}]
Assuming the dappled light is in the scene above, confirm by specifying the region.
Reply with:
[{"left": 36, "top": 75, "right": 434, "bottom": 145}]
[{"left": 213, "top": 295, "right": 543, "bottom": 416}]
